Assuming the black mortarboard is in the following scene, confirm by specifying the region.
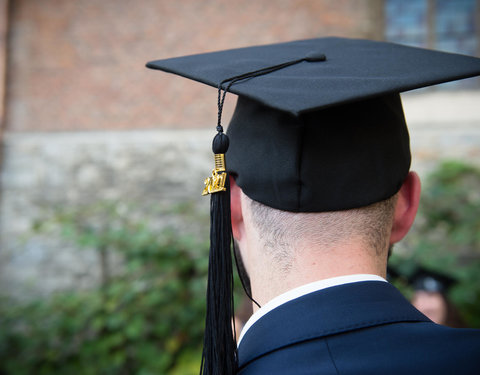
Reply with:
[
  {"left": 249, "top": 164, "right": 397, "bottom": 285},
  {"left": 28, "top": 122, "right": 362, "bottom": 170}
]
[
  {"left": 146, "top": 37, "right": 480, "bottom": 375},
  {"left": 148, "top": 37, "right": 480, "bottom": 211},
  {"left": 410, "top": 266, "right": 456, "bottom": 294}
]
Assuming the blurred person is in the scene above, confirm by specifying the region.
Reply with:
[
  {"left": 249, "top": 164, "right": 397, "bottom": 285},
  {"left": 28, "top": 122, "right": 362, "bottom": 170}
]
[
  {"left": 147, "top": 38, "right": 480, "bottom": 374},
  {"left": 411, "top": 267, "right": 466, "bottom": 328}
]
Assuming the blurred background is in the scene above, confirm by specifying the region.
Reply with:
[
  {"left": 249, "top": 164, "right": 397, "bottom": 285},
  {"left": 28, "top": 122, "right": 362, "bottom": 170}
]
[{"left": 0, "top": 0, "right": 479, "bottom": 374}]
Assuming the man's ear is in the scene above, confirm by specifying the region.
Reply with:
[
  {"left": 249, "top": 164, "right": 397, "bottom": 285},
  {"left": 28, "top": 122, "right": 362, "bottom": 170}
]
[
  {"left": 230, "top": 176, "right": 244, "bottom": 241},
  {"left": 389, "top": 171, "right": 421, "bottom": 244}
]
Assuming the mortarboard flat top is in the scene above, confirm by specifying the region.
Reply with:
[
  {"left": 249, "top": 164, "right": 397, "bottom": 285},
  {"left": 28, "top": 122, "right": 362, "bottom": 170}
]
[{"left": 147, "top": 37, "right": 480, "bottom": 116}]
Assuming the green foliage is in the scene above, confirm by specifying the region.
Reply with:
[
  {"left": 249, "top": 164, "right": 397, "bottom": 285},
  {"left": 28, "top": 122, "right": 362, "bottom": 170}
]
[
  {"left": 0, "top": 202, "right": 209, "bottom": 374},
  {"left": 390, "top": 160, "right": 480, "bottom": 327}
]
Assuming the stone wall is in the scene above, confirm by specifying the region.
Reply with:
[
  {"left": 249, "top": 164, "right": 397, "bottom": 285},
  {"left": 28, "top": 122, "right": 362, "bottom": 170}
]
[
  {"left": 0, "top": 129, "right": 213, "bottom": 298},
  {"left": 404, "top": 91, "right": 480, "bottom": 174}
]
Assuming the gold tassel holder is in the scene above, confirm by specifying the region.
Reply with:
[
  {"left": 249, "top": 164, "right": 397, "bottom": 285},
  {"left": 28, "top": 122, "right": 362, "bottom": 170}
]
[{"left": 202, "top": 153, "right": 227, "bottom": 195}]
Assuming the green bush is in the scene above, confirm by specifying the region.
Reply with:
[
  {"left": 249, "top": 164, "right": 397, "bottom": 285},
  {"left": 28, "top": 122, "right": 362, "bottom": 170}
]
[
  {"left": 390, "top": 160, "right": 480, "bottom": 327},
  {"left": 0, "top": 202, "right": 209, "bottom": 374}
]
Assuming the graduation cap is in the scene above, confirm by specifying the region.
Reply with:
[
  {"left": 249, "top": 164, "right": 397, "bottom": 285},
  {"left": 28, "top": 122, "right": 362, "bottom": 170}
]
[
  {"left": 146, "top": 37, "right": 480, "bottom": 375},
  {"left": 410, "top": 266, "right": 456, "bottom": 294}
]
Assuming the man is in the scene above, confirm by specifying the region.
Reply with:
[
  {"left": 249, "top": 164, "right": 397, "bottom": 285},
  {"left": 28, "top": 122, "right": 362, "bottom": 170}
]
[{"left": 147, "top": 37, "right": 480, "bottom": 374}]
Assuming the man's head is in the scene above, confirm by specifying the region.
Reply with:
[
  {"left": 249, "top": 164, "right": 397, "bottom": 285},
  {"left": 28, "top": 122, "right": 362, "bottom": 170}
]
[
  {"left": 147, "top": 37, "right": 478, "bottom": 298},
  {"left": 225, "top": 90, "right": 420, "bottom": 305},
  {"left": 231, "top": 170, "right": 421, "bottom": 305}
]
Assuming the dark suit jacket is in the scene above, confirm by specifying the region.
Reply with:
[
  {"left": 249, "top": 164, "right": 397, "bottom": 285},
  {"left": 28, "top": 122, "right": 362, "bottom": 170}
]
[{"left": 237, "top": 281, "right": 480, "bottom": 374}]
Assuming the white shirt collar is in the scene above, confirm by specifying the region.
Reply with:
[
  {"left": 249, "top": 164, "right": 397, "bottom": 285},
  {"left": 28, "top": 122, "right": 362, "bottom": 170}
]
[{"left": 237, "top": 274, "right": 387, "bottom": 345}]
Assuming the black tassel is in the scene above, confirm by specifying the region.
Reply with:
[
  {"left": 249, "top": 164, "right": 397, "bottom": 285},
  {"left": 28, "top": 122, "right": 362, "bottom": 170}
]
[
  {"left": 200, "top": 131, "right": 237, "bottom": 375},
  {"left": 200, "top": 54, "right": 326, "bottom": 374}
]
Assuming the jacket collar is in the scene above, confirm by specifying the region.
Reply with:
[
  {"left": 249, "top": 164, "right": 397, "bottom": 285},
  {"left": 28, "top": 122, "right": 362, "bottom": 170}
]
[{"left": 237, "top": 281, "right": 429, "bottom": 369}]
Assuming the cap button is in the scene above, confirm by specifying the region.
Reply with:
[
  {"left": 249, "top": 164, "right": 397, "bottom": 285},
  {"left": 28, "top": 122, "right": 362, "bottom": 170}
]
[{"left": 304, "top": 52, "right": 327, "bottom": 62}]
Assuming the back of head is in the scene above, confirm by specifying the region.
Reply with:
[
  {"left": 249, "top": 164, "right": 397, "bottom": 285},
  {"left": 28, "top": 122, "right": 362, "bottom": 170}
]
[{"left": 244, "top": 192, "right": 398, "bottom": 273}]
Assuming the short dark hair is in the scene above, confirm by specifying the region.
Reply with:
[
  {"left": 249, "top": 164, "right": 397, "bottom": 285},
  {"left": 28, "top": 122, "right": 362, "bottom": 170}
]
[{"left": 246, "top": 193, "right": 398, "bottom": 273}]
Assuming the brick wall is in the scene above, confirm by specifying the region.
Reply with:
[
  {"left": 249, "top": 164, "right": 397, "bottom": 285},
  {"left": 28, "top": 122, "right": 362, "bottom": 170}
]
[
  {"left": 5, "top": 0, "right": 383, "bottom": 132},
  {"left": 0, "top": 0, "right": 8, "bottom": 137}
]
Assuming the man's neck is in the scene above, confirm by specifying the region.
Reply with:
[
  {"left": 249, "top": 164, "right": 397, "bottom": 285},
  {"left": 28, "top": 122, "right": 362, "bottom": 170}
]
[{"left": 248, "top": 239, "right": 388, "bottom": 310}]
